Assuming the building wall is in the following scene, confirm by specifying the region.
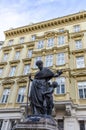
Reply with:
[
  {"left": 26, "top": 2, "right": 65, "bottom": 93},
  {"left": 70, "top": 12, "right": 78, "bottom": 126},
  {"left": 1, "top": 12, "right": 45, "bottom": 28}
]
[{"left": 0, "top": 11, "right": 86, "bottom": 130}]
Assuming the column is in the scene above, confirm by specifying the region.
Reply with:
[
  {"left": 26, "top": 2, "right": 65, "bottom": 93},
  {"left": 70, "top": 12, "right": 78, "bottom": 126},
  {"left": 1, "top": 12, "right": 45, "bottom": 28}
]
[{"left": 1, "top": 119, "right": 11, "bottom": 130}]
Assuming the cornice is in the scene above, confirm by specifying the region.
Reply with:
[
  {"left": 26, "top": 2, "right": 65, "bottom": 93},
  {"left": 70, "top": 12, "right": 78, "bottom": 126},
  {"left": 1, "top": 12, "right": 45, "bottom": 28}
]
[
  {"left": 4, "top": 11, "right": 86, "bottom": 39},
  {"left": 2, "top": 79, "right": 15, "bottom": 86},
  {"left": 9, "top": 60, "right": 20, "bottom": 65},
  {"left": 0, "top": 62, "right": 7, "bottom": 66},
  {"left": 22, "top": 58, "right": 31, "bottom": 63},
  {"left": 13, "top": 44, "right": 24, "bottom": 49},
  {"left": 70, "top": 48, "right": 86, "bottom": 54},
  {"left": 2, "top": 46, "right": 12, "bottom": 51}
]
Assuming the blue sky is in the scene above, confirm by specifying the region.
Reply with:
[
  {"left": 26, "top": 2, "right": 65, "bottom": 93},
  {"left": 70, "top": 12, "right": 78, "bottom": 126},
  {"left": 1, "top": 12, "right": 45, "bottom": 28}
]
[{"left": 0, "top": 0, "right": 86, "bottom": 40}]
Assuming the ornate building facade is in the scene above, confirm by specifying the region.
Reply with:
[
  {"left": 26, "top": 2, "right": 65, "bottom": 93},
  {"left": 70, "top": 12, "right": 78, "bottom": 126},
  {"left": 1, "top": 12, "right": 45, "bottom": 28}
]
[{"left": 0, "top": 11, "right": 86, "bottom": 130}]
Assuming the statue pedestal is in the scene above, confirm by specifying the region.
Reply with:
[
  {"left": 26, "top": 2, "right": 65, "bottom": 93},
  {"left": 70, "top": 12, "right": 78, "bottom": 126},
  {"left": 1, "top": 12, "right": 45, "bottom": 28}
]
[{"left": 13, "top": 115, "right": 58, "bottom": 130}]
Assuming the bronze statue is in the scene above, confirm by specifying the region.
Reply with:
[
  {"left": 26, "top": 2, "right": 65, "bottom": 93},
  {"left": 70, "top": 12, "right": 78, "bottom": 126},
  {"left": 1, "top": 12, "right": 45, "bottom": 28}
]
[{"left": 29, "top": 60, "right": 62, "bottom": 115}]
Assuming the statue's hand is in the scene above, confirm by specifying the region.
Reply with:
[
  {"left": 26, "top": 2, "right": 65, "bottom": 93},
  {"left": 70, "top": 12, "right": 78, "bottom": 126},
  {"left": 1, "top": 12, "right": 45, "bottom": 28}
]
[{"left": 57, "top": 70, "right": 63, "bottom": 75}]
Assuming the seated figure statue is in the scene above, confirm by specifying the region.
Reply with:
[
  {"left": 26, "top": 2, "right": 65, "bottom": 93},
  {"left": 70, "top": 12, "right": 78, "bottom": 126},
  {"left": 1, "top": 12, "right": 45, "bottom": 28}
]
[{"left": 29, "top": 60, "right": 62, "bottom": 115}]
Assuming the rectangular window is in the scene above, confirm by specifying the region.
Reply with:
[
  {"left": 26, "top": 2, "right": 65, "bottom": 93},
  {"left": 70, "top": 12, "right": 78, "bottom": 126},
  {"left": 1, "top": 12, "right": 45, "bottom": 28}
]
[
  {"left": 57, "top": 53, "right": 65, "bottom": 65},
  {"left": 0, "top": 68, "right": 3, "bottom": 76},
  {"left": 56, "top": 77, "right": 65, "bottom": 94},
  {"left": 74, "top": 25, "right": 80, "bottom": 32},
  {"left": 38, "top": 40, "right": 44, "bottom": 49},
  {"left": 3, "top": 53, "right": 8, "bottom": 61},
  {"left": 8, "top": 39, "right": 13, "bottom": 46},
  {"left": 31, "top": 35, "right": 36, "bottom": 41},
  {"left": 76, "top": 56, "right": 85, "bottom": 68},
  {"left": 58, "top": 36, "right": 65, "bottom": 45},
  {"left": 19, "top": 37, "right": 24, "bottom": 44},
  {"left": 14, "top": 51, "right": 20, "bottom": 60},
  {"left": 58, "top": 119, "right": 64, "bottom": 130},
  {"left": 47, "top": 38, "right": 54, "bottom": 47},
  {"left": 23, "top": 64, "right": 30, "bottom": 75},
  {"left": 78, "top": 82, "right": 86, "bottom": 99},
  {"left": 27, "top": 50, "right": 32, "bottom": 58},
  {"left": 17, "top": 87, "right": 25, "bottom": 103},
  {"left": 45, "top": 55, "right": 53, "bottom": 67},
  {"left": 34, "top": 56, "right": 41, "bottom": 68},
  {"left": 1, "top": 88, "right": 10, "bottom": 103},
  {"left": 59, "top": 28, "right": 64, "bottom": 32},
  {"left": 75, "top": 40, "right": 82, "bottom": 49},
  {"left": 9, "top": 66, "right": 16, "bottom": 77},
  {"left": 79, "top": 121, "right": 85, "bottom": 130}
]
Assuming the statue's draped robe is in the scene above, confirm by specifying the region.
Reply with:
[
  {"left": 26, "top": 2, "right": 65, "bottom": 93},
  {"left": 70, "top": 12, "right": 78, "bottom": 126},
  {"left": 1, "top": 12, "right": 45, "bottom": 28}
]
[{"left": 29, "top": 68, "right": 54, "bottom": 115}]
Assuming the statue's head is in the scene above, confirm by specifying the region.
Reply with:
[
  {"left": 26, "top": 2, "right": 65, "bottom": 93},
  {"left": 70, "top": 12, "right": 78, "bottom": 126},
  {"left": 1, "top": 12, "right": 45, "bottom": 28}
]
[{"left": 36, "top": 60, "right": 43, "bottom": 70}]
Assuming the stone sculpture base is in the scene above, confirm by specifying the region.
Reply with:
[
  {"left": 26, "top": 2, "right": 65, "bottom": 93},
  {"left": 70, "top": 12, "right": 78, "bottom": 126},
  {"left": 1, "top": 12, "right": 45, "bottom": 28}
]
[{"left": 13, "top": 115, "right": 58, "bottom": 130}]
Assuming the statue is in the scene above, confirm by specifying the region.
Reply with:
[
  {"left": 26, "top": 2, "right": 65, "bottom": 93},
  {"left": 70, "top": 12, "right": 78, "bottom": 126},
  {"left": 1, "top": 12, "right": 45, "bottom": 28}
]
[{"left": 29, "top": 60, "right": 62, "bottom": 115}]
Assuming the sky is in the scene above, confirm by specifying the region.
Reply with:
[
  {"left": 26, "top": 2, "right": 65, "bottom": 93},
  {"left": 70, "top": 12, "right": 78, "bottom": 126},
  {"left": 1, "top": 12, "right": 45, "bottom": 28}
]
[{"left": 0, "top": 0, "right": 86, "bottom": 41}]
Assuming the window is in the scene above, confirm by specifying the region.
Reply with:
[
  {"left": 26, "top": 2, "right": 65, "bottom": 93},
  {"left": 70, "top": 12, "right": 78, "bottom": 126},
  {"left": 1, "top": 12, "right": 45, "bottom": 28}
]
[
  {"left": 9, "top": 66, "right": 16, "bottom": 77},
  {"left": 45, "top": 55, "right": 53, "bottom": 67},
  {"left": 74, "top": 25, "right": 80, "bottom": 32},
  {"left": 56, "top": 77, "right": 65, "bottom": 94},
  {"left": 58, "top": 119, "right": 64, "bottom": 130},
  {"left": 19, "top": 37, "right": 24, "bottom": 44},
  {"left": 75, "top": 40, "right": 82, "bottom": 49},
  {"left": 1, "top": 88, "right": 10, "bottom": 103},
  {"left": 78, "top": 82, "right": 86, "bottom": 99},
  {"left": 17, "top": 87, "right": 25, "bottom": 103},
  {"left": 79, "top": 121, "right": 85, "bottom": 130},
  {"left": 14, "top": 51, "right": 20, "bottom": 60},
  {"left": 37, "top": 40, "right": 44, "bottom": 49},
  {"left": 47, "top": 38, "right": 54, "bottom": 47},
  {"left": 3, "top": 53, "right": 8, "bottom": 61},
  {"left": 0, "top": 68, "right": 3, "bottom": 76},
  {"left": 8, "top": 40, "right": 13, "bottom": 46},
  {"left": 76, "top": 56, "right": 85, "bottom": 68},
  {"left": 59, "top": 28, "right": 64, "bottom": 32},
  {"left": 34, "top": 56, "right": 41, "bottom": 68},
  {"left": 58, "top": 36, "right": 65, "bottom": 45},
  {"left": 57, "top": 53, "right": 65, "bottom": 65},
  {"left": 31, "top": 35, "right": 36, "bottom": 41},
  {"left": 27, "top": 50, "right": 32, "bottom": 58},
  {"left": 0, "top": 120, "right": 3, "bottom": 130},
  {"left": 23, "top": 64, "right": 30, "bottom": 75}
]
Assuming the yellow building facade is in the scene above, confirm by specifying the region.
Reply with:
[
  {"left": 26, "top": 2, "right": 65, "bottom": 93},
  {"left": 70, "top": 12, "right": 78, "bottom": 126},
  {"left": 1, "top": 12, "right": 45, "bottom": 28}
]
[{"left": 0, "top": 11, "right": 86, "bottom": 130}]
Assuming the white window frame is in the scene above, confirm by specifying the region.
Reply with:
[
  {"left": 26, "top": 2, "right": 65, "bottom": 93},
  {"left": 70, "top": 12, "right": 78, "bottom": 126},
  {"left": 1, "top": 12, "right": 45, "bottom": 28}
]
[
  {"left": 37, "top": 40, "right": 44, "bottom": 49},
  {"left": 58, "top": 36, "right": 65, "bottom": 45},
  {"left": 3, "top": 53, "right": 8, "bottom": 61},
  {"left": 76, "top": 56, "right": 85, "bottom": 68},
  {"left": 14, "top": 51, "right": 20, "bottom": 60},
  {"left": 55, "top": 77, "right": 65, "bottom": 94},
  {"left": 78, "top": 82, "right": 86, "bottom": 99},
  {"left": 45, "top": 55, "right": 53, "bottom": 67},
  {"left": 27, "top": 50, "right": 32, "bottom": 58},
  {"left": 23, "top": 64, "right": 30, "bottom": 75},
  {"left": 75, "top": 39, "right": 82, "bottom": 50},
  {"left": 0, "top": 68, "right": 3, "bottom": 76},
  {"left": 47, "top": 38, "right": 54, "bottom": 47},
  {"left": 57, "top": 53, "right": 65, "bottom": 65},
  {"left": 19, "top": 37, "right": 24, "bottom": 44},
  {"left": 1, "top": 88, "right": 10, "bottom": 103},
  {"left": 34, "top": 56, "right": 42, "bottom": 68},
  {"left": 9, "top": 66, "right": 16, "bottom": 77},
  {"left": 74, "top": 25, "right": 80, "bottom": 32},
  {"left": 8, "top": 39, "right": 13, "bottom": 46},
  {"left": 17, "top": 87, "right": 25, "bottom": 103},
  {"left": 31, "top": 35, "right": 36, "bottom": 41}
]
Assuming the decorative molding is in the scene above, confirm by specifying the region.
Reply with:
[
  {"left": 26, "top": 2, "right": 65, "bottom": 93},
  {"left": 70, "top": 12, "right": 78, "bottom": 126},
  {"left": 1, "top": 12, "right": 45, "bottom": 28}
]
[
  {"left": 2, "top": 79, "right": 15, "bottom": 86},
  {"left": 4, "top": 11, "right": 86, "bottom": 38},
  {"left": 9, "top": 60, "right": 20, "bottom": 65}
]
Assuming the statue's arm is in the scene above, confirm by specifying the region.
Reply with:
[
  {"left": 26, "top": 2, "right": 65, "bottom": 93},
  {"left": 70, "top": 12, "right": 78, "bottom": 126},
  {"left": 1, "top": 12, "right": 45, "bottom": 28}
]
[{"left": 54, "top": 70, "right": 63, "bottom": 77}]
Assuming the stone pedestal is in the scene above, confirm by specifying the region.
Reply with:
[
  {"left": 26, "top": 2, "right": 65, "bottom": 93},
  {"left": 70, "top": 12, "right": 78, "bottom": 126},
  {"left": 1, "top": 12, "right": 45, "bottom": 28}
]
[{"left": 12, "top": 115, "right": 58, "bottom": 130}]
